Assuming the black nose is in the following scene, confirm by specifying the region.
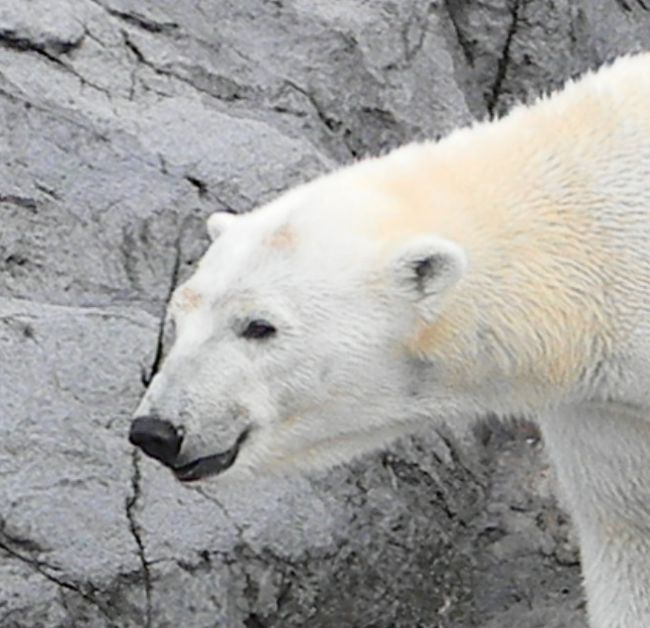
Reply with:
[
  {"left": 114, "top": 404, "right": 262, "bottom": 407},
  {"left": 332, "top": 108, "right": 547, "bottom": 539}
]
[{"left": 129, "top": 416, "right": 182, "bottom": 466}]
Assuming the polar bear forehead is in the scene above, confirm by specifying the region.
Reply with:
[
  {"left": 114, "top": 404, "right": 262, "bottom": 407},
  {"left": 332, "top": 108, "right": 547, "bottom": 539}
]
[
  {"left": 183, "top": 197, "right": 383, "bottom": 309},
  {"left": 190, "top": 213, "right": 292, "bottom": 300}
]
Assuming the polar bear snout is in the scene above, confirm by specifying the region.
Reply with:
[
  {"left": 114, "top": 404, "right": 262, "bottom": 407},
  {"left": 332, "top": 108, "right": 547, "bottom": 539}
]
[
  {"left": 129, "top": 414, "right": 250, "bottom": 481},
  {"left": 129, "top": 416, "right": 183, "bottom": 467}
]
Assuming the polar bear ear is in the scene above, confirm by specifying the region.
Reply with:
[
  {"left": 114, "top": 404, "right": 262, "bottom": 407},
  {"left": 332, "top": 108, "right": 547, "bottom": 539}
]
[
  {"left": 391, "top": 235, "right": 467, "bottom": 301},
  {"left": 206, "top": 211, "right": 237, "bottom": 241}
]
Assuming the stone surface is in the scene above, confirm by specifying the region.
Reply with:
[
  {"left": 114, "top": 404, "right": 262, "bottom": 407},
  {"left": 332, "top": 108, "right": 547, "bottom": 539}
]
[{"left": 1, "top": 1, "right": 648, "bottom": 626}]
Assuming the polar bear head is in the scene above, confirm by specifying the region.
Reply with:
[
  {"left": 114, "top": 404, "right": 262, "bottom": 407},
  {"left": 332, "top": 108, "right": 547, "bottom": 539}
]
[{"left": 131, "top": 157, "right": 471, "bottom": 482}]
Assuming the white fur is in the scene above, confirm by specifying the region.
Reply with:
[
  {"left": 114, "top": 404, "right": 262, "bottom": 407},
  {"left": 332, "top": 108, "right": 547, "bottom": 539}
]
[
  {"left": 136, "top": 54, "right": 650, "bottom": 628},
  {"left": 206, "top": 211, "right": 237, "bottom": 240},
  {"left": 542, "top": 403, "right": 650, "bottom": 628}
]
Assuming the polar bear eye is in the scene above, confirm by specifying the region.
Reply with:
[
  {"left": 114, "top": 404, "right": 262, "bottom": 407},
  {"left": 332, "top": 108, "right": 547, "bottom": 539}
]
[{"left": 241, "top": 319, "right": 277, "bottom": 340}]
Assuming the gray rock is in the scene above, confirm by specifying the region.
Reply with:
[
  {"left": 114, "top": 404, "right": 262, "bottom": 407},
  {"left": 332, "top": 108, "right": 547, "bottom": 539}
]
[{"left": 1, "top": 0, "right": 648, "bottom": 626}]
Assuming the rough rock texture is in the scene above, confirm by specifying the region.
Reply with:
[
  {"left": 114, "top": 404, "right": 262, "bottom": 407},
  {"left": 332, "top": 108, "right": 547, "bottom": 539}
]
[{"left": 1, "top": 1, "right": 649, "bottom": 626}]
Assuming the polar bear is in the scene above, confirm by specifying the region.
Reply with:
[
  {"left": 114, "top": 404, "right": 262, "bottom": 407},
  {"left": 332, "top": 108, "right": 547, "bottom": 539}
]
[{"left": 130, "top": 54, "right": 650, "bottom": 628}]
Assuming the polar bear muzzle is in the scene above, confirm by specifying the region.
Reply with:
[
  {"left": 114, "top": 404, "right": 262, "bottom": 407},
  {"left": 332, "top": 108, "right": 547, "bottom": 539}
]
[{"left": 129, "top": 416, "right": 249, "bottom": 482}]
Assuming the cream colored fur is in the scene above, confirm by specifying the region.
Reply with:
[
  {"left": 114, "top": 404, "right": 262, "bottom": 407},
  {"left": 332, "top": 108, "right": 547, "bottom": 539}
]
[{"left": 136, "top": 54, "right": 650, "bottom": 628}]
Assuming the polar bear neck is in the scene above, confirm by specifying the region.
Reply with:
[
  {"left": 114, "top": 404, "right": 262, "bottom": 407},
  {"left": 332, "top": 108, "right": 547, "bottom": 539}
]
[{"left": 326, "top": 66, "right": 650, "bottom": 411}]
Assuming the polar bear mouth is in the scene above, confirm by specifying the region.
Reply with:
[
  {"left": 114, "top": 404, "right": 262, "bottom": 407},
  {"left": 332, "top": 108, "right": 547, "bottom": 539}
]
[{"left": 173, "top": 428, "right": 250, "bottom": 482}]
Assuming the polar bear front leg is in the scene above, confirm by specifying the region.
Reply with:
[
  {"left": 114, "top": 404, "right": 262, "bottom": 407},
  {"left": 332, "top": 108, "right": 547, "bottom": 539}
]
[{"left": 540, "top": 403, "right": 650, "bottom": 628}]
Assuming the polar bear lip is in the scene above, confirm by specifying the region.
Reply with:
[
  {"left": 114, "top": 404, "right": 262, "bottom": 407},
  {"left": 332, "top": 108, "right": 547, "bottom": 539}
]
[{"left": 172, "top": 428, "right": 249, "bottom": 482}]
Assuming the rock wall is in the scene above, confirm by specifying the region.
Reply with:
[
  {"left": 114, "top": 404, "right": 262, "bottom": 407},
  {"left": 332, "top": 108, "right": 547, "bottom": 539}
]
[{"left": 1, "top": 1, "right": 649, "bottom": 626}]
